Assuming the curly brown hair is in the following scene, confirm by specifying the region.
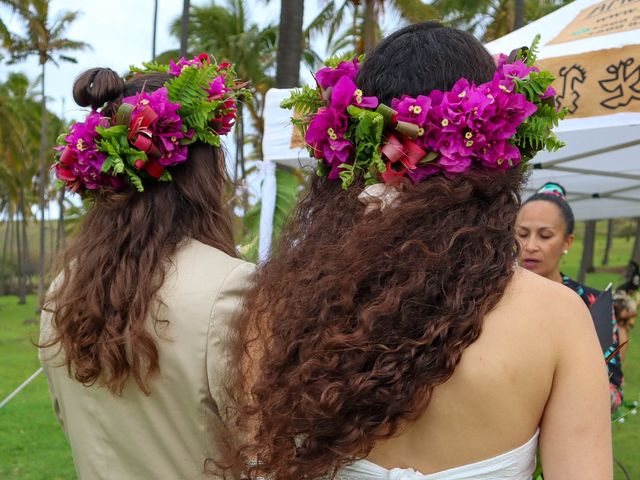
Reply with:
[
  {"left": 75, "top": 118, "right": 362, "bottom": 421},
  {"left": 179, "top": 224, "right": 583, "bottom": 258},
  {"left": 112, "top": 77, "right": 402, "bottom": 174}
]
[
  {"left": 225, "top": 22, "right": 527, "bottom": 479},
  {"left": 41, "top": 70, "right": 236, "bottom": 395}
]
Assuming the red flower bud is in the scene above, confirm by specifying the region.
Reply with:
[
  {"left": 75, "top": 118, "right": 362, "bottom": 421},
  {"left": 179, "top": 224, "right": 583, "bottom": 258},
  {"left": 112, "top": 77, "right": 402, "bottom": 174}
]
[{"left": 59, "top": 146, "right": 77, "bottom": 166}]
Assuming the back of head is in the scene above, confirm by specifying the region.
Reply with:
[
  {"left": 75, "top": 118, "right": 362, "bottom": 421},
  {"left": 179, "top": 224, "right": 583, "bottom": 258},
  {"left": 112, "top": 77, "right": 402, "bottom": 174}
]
[
  {"left": 230, "top": 22, "right": 530, "bottom": 479},
  {"left": 44, "top": 57, "right": 246, "bottom": 395},
  {"left": 357, "top": 22, "right": 497, "bottom": 104}
]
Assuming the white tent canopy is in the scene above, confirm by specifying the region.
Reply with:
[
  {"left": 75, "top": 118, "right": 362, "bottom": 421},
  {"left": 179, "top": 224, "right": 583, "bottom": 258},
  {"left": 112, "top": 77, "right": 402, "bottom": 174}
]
[
  {"left": 260, "top": 0, "right": 640, "bottom": 257},
  {"left": 485, "top": 0, "right": 640, "bottom": 221}
]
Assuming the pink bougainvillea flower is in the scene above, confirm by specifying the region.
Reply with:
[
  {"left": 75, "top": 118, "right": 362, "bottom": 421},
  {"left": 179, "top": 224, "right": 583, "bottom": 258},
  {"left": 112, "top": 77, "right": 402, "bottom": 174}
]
[
  {"left": 407, "top": 163, "right": 440, "bottom": 183},
  {"left": 168, "top": 53, "right": 211, "bottom": 76},
  {"left": 476, "top": 139, "right": 522, "bottom": 170},
  {"left": 330, "top": 75, "right": 378, "bottom": 111},
  {"left": 305, "top": 106, "right": 353, "bottom": 170},
  {"left": 315, "top": 58, "right": 360, "bottom": 90},
  {"left": 54, "top": 111, "right": 116, "bottom": 191},
  {"left": 207, "top": 75, "right": 229, "bottom": 100},
  {"left": 391, "top": 95, "right": 431, "bottom": 125},
  {"left": 437, "top": 152, "right": 473, "bottom": 174}
]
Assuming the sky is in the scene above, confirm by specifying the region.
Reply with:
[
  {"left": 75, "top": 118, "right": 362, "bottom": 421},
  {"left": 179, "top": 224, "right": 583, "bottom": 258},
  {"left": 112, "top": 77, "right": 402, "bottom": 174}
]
[
  {"left": 2, "top": 1, "right": 408, "bottom": 123},
  {"left": 1, "top": 0, "right": 333, "bottom": 122}
]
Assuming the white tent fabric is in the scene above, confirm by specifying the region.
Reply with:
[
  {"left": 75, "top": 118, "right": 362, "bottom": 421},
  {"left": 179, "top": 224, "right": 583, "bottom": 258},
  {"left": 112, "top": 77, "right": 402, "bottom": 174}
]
[
  {"left": 261, "top": 0, "right": 640, "bottom": 239},
  {"left": 484, "top": 0, "right": 640, "bottom": 220},
  {"left": 258, "top": 89, "right": 306, "bottom": 262},
  {"left": 263, "top": 88, "right": 311, "bottom": 169}
]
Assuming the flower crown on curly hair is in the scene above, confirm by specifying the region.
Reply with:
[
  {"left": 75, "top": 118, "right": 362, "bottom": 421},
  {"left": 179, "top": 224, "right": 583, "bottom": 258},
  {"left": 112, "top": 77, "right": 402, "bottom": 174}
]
[
  {"left": 54, "top": 53, "right": 251, "bottom": 194},
  {"left": 283, "top": 36, "right": 566, "bottom": 189}
]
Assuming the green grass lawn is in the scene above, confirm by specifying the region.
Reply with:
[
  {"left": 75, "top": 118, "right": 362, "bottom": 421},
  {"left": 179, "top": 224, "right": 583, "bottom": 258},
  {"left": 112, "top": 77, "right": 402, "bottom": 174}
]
[
  {"left": 0, "top": 295, "right": 75, "bottom": 479},
  {"left": 1, "top": 231, "right": 639, "bottom": 478}
]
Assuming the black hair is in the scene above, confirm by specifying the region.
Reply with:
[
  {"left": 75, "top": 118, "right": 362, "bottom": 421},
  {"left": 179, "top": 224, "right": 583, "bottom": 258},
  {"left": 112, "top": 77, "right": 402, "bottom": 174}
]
[
  {"left": 74, "top": 67, "right": 170, "bottom": 116},
  {"left": 356, "top": 21, "right": 497, "bottom": 105},
  {"left": 618, "top": 260, "right": 640, "bottom": 292},
  {"left": 523, "top": 182, "right": 575, "bottom": 235}
]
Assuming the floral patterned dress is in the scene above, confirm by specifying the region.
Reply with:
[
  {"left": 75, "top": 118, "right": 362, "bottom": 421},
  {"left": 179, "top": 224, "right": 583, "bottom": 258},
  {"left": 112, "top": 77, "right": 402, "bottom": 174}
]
[{"left": 562, "top": 274, "right": 624, "bottom": 412}]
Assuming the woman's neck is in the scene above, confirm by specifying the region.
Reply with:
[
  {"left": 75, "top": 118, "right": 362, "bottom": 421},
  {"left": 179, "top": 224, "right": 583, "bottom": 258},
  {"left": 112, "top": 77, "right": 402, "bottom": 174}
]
[{"left": 548, "top": 270, "right": 564, "bottom": 284}]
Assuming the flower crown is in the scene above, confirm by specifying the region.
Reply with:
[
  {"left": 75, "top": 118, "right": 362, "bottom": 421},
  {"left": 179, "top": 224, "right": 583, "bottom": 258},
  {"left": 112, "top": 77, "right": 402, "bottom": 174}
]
[
  {"left": 283, "top": 37, "right": 566, "bottom": 189},
  {"left": 54, "top": 53, "right": 251, "bottom": 194}
]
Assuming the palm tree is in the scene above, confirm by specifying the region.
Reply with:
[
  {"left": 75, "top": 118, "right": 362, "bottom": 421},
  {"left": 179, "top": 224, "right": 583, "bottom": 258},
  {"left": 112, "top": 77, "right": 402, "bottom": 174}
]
[
  {"left": 431, "top": 0, "right": 571, "bottom": 41},
  {"left": 168, "top": 0, "right": 277, "bottom": 164},
  {"left": 7, "top": 0, "right": 89, "bottom": 305},
  {"left": 152, "top": 0, "right": 159, "bottom": 59},
  {"left": 275, "top": 0, "right": 304, "bottom": 88},
  {"left": 0, "top": 72, "right": 42, "bottom": 302},
  {"left": 308, "top": 0, "right": 439, "bottom": 56},
  {"left": 514, "top": 0, "right": 525, "bottom": 29},
  {"left": 180, "top": 0, "right": 190, "bottom": 56}
]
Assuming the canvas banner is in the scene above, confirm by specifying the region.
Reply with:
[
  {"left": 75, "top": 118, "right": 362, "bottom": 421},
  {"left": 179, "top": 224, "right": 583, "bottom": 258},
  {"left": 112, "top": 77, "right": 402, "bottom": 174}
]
[
  {"left": 539, "top": 44, "right": 640, "bottom": 118},
  {"left": 549, "top": 0, "right": 640, "bottom": 45}
]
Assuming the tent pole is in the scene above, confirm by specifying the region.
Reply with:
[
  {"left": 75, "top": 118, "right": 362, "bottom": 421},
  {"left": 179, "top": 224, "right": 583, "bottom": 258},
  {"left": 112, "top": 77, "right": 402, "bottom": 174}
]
[{"left": 534, "top": 139, "right": 640, "bottom": 168}]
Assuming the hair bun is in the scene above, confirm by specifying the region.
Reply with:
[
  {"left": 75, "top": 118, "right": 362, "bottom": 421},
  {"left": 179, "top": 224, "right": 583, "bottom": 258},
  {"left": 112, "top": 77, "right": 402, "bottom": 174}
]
[
  {"left": 73, "top": 68, "right": 125, "bottom": 110},
  {"left": 536, "top": 182, "right": 567, "bottom": 200}
]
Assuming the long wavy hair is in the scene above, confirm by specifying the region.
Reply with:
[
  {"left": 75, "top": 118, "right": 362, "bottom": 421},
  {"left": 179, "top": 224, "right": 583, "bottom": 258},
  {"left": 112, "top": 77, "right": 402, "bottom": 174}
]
[
  {"left": 226, "top": 22, "right": 526, "bottom": 479},
  {"left": 41, "top": 69, "right": 236, "bottom": 395}
]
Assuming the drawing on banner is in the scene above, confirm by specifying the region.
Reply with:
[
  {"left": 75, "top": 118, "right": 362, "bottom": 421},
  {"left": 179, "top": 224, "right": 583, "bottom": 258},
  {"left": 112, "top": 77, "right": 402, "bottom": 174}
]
[
  {"left": 556, "top": 64, "right": 588, "bottom": 114},
  {"left": 599, "top": 57, "right": 640, "bottom": 109}
]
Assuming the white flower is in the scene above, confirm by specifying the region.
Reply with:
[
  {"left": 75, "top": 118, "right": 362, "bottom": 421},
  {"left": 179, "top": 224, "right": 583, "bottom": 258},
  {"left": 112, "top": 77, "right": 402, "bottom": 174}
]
[{"left": 358, "top": 183, "right": 400, "bottom": 213}]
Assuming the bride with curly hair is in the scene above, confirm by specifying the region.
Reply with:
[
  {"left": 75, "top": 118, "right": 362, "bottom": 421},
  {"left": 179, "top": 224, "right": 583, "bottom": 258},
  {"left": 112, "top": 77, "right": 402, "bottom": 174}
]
[{"left": 225, "top": 22, "right": 611, "bottom": 480}]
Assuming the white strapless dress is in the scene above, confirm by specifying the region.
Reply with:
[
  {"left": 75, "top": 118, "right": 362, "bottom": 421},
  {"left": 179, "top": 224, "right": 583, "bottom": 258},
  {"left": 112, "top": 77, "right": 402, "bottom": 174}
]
[{"left": 335, "top": 429, "right": 539, "bottom": 480}]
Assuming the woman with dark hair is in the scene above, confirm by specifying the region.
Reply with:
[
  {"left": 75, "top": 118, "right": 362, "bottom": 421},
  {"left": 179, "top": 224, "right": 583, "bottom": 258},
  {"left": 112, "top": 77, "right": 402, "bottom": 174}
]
[
  {"left": 517, "top": 182, "right": 624, "bottom": 412},
  {"left": 226, "top": 22, "right": 611, "bottom": 480},
  {"left": 39, "top": 56, "right": 253, "bottom": 479}
]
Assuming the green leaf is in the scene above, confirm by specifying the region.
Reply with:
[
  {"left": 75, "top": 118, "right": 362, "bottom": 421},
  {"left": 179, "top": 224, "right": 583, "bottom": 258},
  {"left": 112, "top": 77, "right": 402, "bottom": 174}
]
[
  {"left": 281, "top": 85, "right": 324, "bottom": 115},
  {"left": 96, "top": 124, "right": 128, "bottom": 138},
  {"left": 115, "top": 103, "right": 134, "bottom": 126},
  {"left": 101, "top": 156, "right": 115, "bottom": 173}
]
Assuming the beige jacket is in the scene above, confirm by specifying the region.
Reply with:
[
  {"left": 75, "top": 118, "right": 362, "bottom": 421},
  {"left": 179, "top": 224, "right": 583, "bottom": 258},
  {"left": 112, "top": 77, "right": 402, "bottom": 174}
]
[{"left": 39, "top": 240, "right": 254, "bottom": 480}]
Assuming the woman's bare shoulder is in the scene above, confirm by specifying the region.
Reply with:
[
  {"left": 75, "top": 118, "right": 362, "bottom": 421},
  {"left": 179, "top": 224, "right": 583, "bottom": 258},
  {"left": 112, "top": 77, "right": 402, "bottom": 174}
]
[
  {"left": 510, "top": 268, "right": 589, "bottom": 311},
  {"left": 498, "top": 268, "right": 593, "bottom": 339}
]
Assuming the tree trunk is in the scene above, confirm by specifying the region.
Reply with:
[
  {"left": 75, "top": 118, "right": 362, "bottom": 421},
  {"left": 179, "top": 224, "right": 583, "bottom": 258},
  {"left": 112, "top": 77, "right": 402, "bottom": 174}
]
[
  {"left": 514, "top": 0, "right": 525, "bottom": 30},
  {"left": 38, "top": 61, "right": 47, "bottom": 308},
  {"left": 21, "top": 191, "right": 31, "bottom": 293},
  {"left": 7, "top": 207, "right": 14, "bottom": 293},
  {"left": 275, "top": 0, "right": 304, "bottom": 88},
  {"left": 631, "top": 218, "right": 640, "bottom": 263},
  {"left": 17, "top": 187, "right": 26, "bottom": 304},
  {"left": 1, "top": 215, "right": 12, "bottom": 296},
  {"left": 602, "top": 219, "right": 614, "bottom": 265},
  {"left": 49, "top": 216, "right": 55, "bottom": 270},
  {"left": 234, "top": 105, "right": 244, "bottom": 191},
  {"left": 180, "top": 0, "right": 190, "bottom": 57},
  {"left": 152, "top": 0, "right": 159, "bottom": 60},
  {"left": 56, "top": 185, "right": 65, "bottom": 252},
  {"left": 363, "top": 0, "right": 377, "bottom": 55},
  {"left": 578, "top": 220, "right": 597, "bottom": 284}
]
